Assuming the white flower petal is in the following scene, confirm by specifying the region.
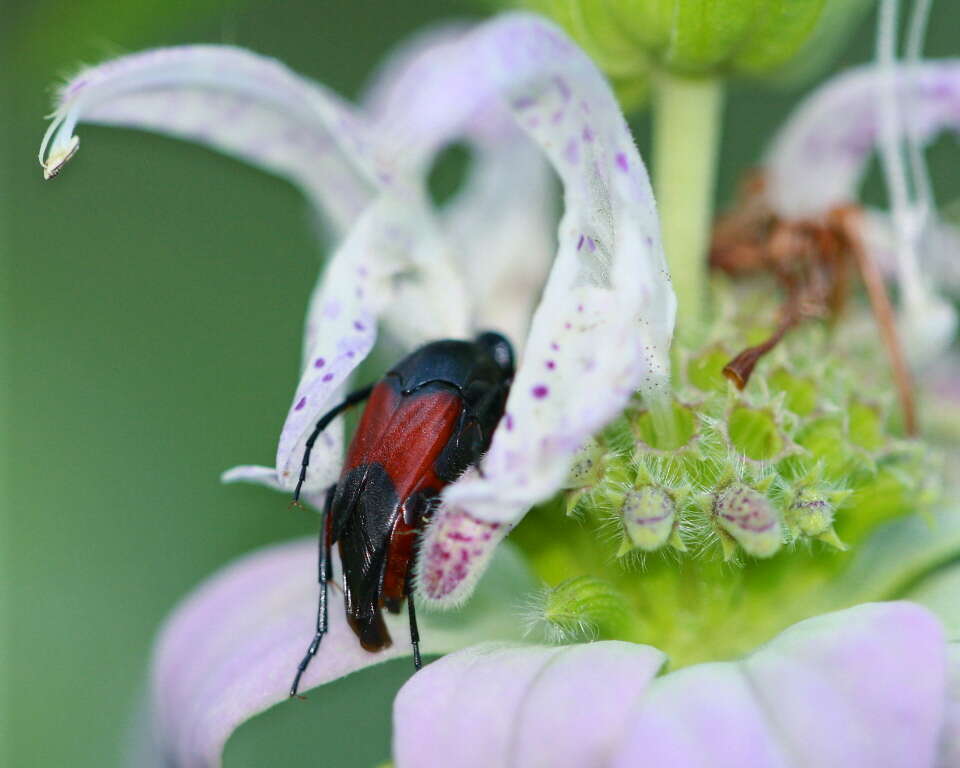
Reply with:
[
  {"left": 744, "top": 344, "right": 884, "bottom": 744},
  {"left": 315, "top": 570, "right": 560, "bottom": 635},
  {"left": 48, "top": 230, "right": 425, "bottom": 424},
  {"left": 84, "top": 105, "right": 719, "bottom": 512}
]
[
  {"left": 364, "top": 23, "right": 556, "bottom": 344},
  {"left": 766, "top": 60, "right": 960, "bottom": 219},
  {"left": 398, "top": 14, "right": 673, "bottom": 602},
  {"left": 40, "top": 46, "right": 379, "bottom": 234},
  {"left": 441, "top": 139, "right": 556, "bottom": 345},
  {"left": 275, "top": 197, "right": 466, "bottom": 493}
]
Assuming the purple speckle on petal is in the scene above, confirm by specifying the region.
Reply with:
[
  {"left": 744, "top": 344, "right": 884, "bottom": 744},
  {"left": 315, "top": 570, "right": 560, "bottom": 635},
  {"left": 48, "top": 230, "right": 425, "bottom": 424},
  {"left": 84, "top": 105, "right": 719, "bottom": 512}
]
[
  {"left": 347, "top": 350, "right": 355, "bottom": 358},
  {"left": 564, "top": 138, "right": 579, "bottom": 165},
  {"left": 294, "top": 397, "right": 306, "bottom": 411},
  {"left": 532, "top": 385, "right": 550, "bottom": 399},
  {"left": 615, "top": 152, "right": 629, "bottom": 172},
  {"left": 582, "top": 125, "right": 594, "bottom": 143},
  {"left": 546, "top": 360, "right": 556, "bottom": 370},
  {"left": 353, "top": 320, "right": 366, "bottom": 331},
  {"left": 323, "top": 301, "right": 341, "bottom": 319},
  {"left": 564, "top": 322, "right": 572, "bottom": 330},
  {"left": 550, "top": 341, "right": 560, "bottom": 351},
  {"left": 322, "top": 373, "right": 334, "bottom": 382},
  {"left": 576, "top": 234, "right": 585, "bottom": 251},
  {"left": 551, "top": 109, "right": 565, "bottom": 125},
  {"left": 586, "top": 237, "right": 596, "bottom": 252},
  {"left": 505, "top": 413, "right": 514, "bottom": 431},
  {"left": 577, "top": 303, "right": 584, "bottom": 313},
  {"left": 313, "top": 357, "right": 326, "bottom": 368},
  {"left": 513, "top": 95, "right": 536, "bottom": 110}
]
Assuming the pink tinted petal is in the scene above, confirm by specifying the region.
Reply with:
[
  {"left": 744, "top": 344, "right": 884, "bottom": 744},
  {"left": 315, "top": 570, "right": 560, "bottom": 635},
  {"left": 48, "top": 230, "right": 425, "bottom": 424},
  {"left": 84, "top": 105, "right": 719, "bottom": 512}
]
[
  {"left": 766, "top": 60, "right": 960, "bottom": 218},
  {"left": 40, "top": 46, "right": 378, "bottom": 233},
  {"left": 614, "top": 602, "right": 947, "bottom": 768},
  {"left": 613, "top": 665, "right": 790, "bottom": 768},
  {"left": 415, "top": 503, "right": 509, "bottom": 606},
  {"left": 151, "top": 539, "right": 407, "bottom": 767},
  {"left": 942, "top": 645, "right": 960, "bottom": 767},
  {"left": 392, "top": 641, "right": 666, "bottom": 768},
  {"left": 149, "top": 537, "right": 532, "bottom": 767}
]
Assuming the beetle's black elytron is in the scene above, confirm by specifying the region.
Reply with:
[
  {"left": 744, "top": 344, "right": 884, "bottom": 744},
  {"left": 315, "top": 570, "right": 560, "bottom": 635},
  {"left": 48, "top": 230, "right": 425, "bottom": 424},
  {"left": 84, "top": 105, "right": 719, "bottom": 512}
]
[{"left": 289, "top": 331, "right": 514, "bottom": 696}]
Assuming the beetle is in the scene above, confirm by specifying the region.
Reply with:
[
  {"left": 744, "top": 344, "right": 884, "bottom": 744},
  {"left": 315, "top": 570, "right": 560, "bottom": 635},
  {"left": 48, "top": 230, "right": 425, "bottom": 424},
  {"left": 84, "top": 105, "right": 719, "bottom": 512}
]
[{"left": 288, "top": 331, "right": 515, "bottom": 696}]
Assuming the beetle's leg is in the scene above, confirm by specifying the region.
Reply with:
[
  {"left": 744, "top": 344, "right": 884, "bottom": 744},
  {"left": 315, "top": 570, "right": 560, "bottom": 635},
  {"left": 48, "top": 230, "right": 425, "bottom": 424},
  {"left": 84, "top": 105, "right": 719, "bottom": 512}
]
[
  {"left": 290, "top": 485, "right": 336, "bottom": 698},
  {"left": 293, "top": 385, "right": 373, "bottom": 503},
  {"left": 405, "top": 574, "right": 423, "bottom": 671}
]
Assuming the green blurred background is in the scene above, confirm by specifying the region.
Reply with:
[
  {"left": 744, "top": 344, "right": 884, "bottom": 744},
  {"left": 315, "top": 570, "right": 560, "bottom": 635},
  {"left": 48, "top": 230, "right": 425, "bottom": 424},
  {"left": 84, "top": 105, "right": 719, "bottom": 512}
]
[{"left": 2, "top": 1, "right": 958, "bottom": 766}]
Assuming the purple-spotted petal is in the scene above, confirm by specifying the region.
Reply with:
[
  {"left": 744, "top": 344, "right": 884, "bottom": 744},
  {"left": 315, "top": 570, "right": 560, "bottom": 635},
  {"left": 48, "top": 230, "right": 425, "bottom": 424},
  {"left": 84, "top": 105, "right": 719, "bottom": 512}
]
[
  {"left": 39, "top": 46, "right": 378, "bottom": 233},
  {"left": 147, "top": 537, "right": 535, "bottom": 767},
  {"left": 393, "top": 641, "right": 666, "bottom": 768},
  {"left": 400, "top": 14, "right": 673, "bottom": 600},
  {"left": 766, "top": 60, "right": 960, "bottom": 218},
  {"left": 277, "top": 197, "right": 469, "bottom": 493},
  {"left": 392, "top": 602, "right": 950, "bottom": 768}
]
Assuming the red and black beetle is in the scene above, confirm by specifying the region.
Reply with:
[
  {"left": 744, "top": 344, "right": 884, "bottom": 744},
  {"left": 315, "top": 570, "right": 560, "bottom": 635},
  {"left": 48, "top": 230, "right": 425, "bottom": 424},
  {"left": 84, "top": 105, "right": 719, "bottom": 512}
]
[{"left": 289, "top": 331, "right": 514, "bottom": 696}]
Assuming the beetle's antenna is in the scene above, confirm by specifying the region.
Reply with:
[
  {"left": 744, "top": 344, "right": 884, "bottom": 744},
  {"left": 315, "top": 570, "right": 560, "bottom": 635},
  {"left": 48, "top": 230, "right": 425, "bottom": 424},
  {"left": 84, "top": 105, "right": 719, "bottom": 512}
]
[
  {"left": 290, "top": 487, "right": 336, "bottom": 698},
  {"left": 293, "top": 385, "right": 373, "bottom": 503}
]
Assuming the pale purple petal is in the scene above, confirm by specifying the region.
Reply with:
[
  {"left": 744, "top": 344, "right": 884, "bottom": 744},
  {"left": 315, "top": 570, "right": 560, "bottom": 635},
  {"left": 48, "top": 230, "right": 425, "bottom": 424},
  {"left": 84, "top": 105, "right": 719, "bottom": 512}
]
[
  {"left": 148, "top": 537, "right": 535, "bottom": 767},
  {"left": 766, "top": 60, "right": 960, "bottom": 218},
  {"left": 403, "top": 14, "right": 673, "bottom": 601},
  {"left": 942, "top": 644, "right": 960, "bottom": 767},
  {"left": 615, "top": 602, "right": 946, "bottom": 767},
  {"left": 39, "top": 46, "right": 378, "bottom": 233},
  {"left": 392, "top": 641, "right": 666, "bottom": 768},
  {"left": 393, "top": 603, "right": 948, "bottom": 768}
]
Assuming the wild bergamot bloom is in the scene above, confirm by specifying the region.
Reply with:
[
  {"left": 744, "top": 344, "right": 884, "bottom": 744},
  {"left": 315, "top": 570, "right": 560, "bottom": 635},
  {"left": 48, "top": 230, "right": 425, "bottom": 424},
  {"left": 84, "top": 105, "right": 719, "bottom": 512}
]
[{"left": 38, "top": 6, "right": 960, "bottom": 768}]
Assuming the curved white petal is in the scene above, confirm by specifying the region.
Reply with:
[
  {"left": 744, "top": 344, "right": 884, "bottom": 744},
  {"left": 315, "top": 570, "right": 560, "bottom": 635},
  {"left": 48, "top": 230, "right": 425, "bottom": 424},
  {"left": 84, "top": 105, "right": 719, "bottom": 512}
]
[
  {"left": 146, "top": 537, "right": 536, "bottom": 767},
  {"left": 766, "top": 60, "right": 960, "bottom": 218},
  {"left": 397, "top": 14, "right": 673, "bottom": 601},
  {"left": 40, "top": 46, "right": 378, "bottom": 234},
  {"left": 441, "top": 140, "right": 556, "bottom": 345},
  {"left": 364, "top": 23, "right": 557, "bottom": 344},
  {"left": 276, "top": 196, "right": 470, "bottom": 493}
]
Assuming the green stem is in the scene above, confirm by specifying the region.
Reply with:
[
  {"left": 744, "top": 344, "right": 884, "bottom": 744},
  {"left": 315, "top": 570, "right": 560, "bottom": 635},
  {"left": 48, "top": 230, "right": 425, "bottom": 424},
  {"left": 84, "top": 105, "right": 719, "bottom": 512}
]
[{"left": 653, "top": 73, "right": 724, "bottom": 349}]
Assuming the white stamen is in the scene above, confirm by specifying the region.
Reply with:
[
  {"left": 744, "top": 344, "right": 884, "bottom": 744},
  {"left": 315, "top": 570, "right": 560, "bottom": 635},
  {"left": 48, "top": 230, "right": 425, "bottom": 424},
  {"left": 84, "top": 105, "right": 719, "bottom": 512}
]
[{"left": 875, "top": 0, "right": 955, "bottom": 364}]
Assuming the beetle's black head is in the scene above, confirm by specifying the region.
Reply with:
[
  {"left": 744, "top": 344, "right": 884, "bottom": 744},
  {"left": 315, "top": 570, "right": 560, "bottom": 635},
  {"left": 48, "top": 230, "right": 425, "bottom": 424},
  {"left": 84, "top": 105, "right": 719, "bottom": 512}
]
[{"left": 474, "top": 331, "right": 514, "bottom": 379}]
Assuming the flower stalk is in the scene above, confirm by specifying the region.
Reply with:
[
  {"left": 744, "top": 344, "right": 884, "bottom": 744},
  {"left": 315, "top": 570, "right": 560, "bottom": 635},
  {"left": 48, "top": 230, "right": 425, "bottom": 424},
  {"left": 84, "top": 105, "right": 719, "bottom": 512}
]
[{"left": 653, "top": 72, "right": 724, "bottom": 348}]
